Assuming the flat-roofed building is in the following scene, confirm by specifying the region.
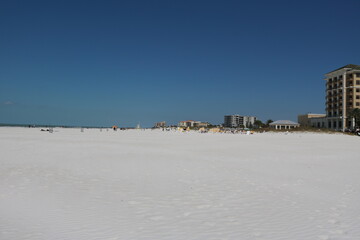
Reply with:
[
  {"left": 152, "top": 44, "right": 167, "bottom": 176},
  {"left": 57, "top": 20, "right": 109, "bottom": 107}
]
[
  {"left": 224, "top": 115, "right": 257, "bottom": 128},
  {"left": 298, "top": 113, "right": 326, "bottom": 127},
  {"left": 224, "top": 115, "right": 240, "bottom": 128},
  {"left": 309, "top": 117, "right": 327, "bottom": 129},
  {"left": 154, "top": 121, "right": 166, "bottom": 128},
  {"left": 197, "top": 122, "right": 210, "bottom": 128},
  {"left": 178, "top": 120, "right": 209, "bottom": 128},
  {"left": 243, "top": 116, "right": 256, "bottom": 128}
]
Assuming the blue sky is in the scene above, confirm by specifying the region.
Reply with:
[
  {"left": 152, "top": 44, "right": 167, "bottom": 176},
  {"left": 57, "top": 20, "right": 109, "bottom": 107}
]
[{"left": 1, "top": 0, "right": 360, "bottom": 127}]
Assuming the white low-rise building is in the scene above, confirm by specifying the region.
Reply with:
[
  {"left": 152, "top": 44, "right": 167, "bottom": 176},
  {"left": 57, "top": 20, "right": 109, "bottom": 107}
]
[
  {"left": 178, "top": 120, "right": 209, "bottom": 128},
  {"left": 269, "top": 120, "right": 300, "bottom": 130}
]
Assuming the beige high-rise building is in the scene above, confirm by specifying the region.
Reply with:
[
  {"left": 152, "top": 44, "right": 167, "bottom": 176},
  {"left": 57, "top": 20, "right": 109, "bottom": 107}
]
[{"left": 325, "top": 64, "right": 360, "bottom": 130}]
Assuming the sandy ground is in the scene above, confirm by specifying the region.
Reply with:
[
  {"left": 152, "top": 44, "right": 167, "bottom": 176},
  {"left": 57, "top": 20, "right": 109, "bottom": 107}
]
[{"left": 0, "top": 127, "right": 360, "bottom": 240}]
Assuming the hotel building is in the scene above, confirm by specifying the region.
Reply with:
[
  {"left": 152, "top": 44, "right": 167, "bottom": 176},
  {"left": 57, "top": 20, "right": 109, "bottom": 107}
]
[{"left": 325, "top": 64, "right": 360, "bottom": 130}]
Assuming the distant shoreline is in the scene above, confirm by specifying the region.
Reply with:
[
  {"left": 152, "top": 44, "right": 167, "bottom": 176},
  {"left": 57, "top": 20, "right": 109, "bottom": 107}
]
[{"left": 0, "top": 123, "right": 111, "bottom": 129}]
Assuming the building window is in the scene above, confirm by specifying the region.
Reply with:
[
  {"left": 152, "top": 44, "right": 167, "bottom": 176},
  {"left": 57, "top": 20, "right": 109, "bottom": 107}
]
[
  {"left": 356, "top": 95, "right": 360, "bottom": 100},
  {"left": 357, "top": 89, "right": 360, "bottom": 92},
  {"left": 357, "top": 102, "right": 360, "bottom": 106},
  {"left": 357, "top": 73, "right": 360, "bottom": 77},
  {"left": 357, "top": 80, "right": 360, "bottom": 85}
]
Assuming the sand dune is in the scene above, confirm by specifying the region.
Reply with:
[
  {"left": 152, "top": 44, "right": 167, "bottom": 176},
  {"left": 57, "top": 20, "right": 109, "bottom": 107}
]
[{"left": 1, "top": 127, "right": 359, "bottom": 240}]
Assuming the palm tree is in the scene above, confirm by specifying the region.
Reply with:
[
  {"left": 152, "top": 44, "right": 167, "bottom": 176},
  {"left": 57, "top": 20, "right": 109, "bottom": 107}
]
[
  {"left": 265, "top": 119, "right": 273, "bottom": 127},
  {"left": 347, "top": 108, "right": 360, "bottom": 128},
  {"left": 254, "top": 120, "right": 264, "bottom": 128}
]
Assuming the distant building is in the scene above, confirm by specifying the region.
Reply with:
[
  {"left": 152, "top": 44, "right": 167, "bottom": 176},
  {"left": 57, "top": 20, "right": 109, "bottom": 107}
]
[
  {"left": 154, "top": 121, "right": 166, "bottom": 128},
  {"left": 243, "top": 116, "right": 256, "bottom": 128},
  {"left": 269, "top": 120, "right": 300, "bottom": 130},
  {"left": 224, "top": 115, "right": 256, "bottom": 128},
  {"left": 197, "top": 122, "right": 210, "bottom": 128},
  {"left": 224, "top": 115, "right": 240, "bottom": 128},
  {"left": 179, "top": 120, "right": 196, "bottom": 127},
  {"left": 298, "top": 113, "right": 326, "bottom": 127},
  {"left": 178, "top": 120, "right": 209, "bottom": 128}
]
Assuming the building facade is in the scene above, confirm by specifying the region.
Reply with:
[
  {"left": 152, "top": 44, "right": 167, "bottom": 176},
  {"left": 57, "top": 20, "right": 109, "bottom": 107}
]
[
  {"left": 224, "top": 115, "right": 257, "bottom": 128},
  {"left": 298, "top": 113, "right": 326, "bottom": 127},
  {"left": 224, "top": 115, "right": 240, "bottom": 128},
  {"left": 154, "top": 121, "right": 166, "bottom": 128},
  {"left": 325, "top": 64, "right": 360, "bottom": 130},
  {"left": 178, "top": 120, "right": 209, "bottom": 128},
  {"left": 243, "top": 116, "right": 256, "bottom": 128}
]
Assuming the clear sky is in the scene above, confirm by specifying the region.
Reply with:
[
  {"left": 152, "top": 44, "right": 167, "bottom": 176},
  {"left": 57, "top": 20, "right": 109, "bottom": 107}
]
[{"left": 1, "top": 0, "right": 360, "bottom": 127}]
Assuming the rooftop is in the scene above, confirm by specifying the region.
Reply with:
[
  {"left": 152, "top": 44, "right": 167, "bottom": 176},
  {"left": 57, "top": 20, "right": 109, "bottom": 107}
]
[
  {"left": 327, "top": 64, "right": 360, "bottom": 74},
  {"left": 269, "top": 120, "right": 299, "bottom": 125}
]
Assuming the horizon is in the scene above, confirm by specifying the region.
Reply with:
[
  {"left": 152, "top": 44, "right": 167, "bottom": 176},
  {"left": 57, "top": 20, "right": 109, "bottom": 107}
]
[{"left": 1, "top": 0, "right": 360, "bottom": 128}]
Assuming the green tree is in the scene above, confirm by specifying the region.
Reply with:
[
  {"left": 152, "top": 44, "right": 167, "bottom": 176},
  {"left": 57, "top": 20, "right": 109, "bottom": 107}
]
[
  {"left": 348, "top": 108, "right": 360, "bottom": 128},
  {"left": 265, "top": 119, "right": 273, "bottom": 127},
  {"left": 254, "top": 120, "right": 263, "bottom": 128}
]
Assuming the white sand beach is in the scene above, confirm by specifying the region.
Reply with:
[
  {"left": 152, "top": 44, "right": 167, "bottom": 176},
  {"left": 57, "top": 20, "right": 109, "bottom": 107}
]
[{"left": 0, "top": 127, "right": 359, "bottom": 240}]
